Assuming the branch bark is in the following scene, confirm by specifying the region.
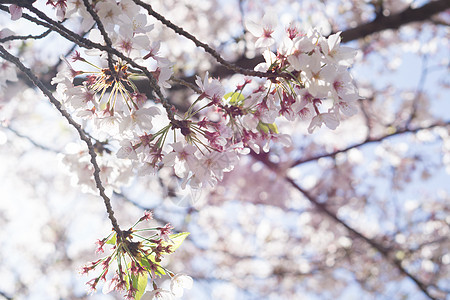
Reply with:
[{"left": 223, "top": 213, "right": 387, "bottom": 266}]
[
  {"left": 250, "top": 149, "right": 442, "bottom": 300},
  {"left": 340, "top": 0, "right": 450, "bottom": 42},
  {"left": 176, "top": 0, "right": 450, "bottom": 84}
]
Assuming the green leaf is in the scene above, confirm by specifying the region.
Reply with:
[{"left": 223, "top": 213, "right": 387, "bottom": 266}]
[
  {"left": 257, "top": 121, "right": 279, "bottom": 134},
  {"left": 132, "top": 273, "right": 147, "bottom": 300},
  {"left": 140, "top": 255, "right": 166, "bottom": 277},
  {"left": 163, "top": 232, "right": 190, "bottom": 253},
  {"left": 106, "top": 233, "right": 116, "bottom": 245},
  {"left": 224, "top": 91, "right": 245, "bottom": 105}
]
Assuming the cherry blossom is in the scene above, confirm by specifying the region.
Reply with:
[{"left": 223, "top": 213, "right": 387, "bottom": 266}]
[
  {"left": 170, "top": 274, "right": 193, "bottom": 298},
  {"left": 2, "top": 1, "right": 446, "bottom": 299},
  {"left": 146, "top": 289, "right": 174, "bottom": 300},
  {"left": 8, "top": 4, "right": 22, "bottom": 21},
  {"left": 245, "top": 13, "right": 278, "bottom": 48}
]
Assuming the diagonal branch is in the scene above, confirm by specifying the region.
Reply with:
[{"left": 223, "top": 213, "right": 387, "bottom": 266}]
[
  {"left": 132, "top": 0, "right": 288, "bottom": 80},
  {"left": 0, "top": 28, "right": 52, "bottom": 43},
  {"left": 340, "top": 0, "right": 450, "bottom": 42},
  {"left": 284, "top": 177, "right": 437, "bottom": 300},
  {"left": 0, "top": 44, "right": 122, "bottom": 235},
  {"left": 82, "top": 0, "right": 115, "bottom": 74},
  {"left": 251, "top": 150, "right": 439, "bottom": 299},
  {"left": 1, "top": 124, "right": 60, "bottom": 153},
  {"left": 290, "top": 121, "right": 450, "bottom": 168}
]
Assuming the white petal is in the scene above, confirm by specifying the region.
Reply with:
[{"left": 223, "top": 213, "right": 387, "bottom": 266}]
[{"left": 245, "top": 20, "right": 263, "bottom": 37}]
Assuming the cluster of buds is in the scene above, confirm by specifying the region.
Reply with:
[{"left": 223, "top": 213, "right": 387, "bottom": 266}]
[{"left": 80, "top": 211, "right": 191, "bottom": 299}]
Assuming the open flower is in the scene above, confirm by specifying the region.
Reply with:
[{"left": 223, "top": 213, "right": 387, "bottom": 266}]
[
  {"left": 147, "top": 289, "right": 174, "bottom": 300},
  {"left": 170, "top": 274, "right": 193, "bottom": 298},
  {"left": 308, "top": 113, "right": 339, "bottom": 133},
  {"left": 245, "top": 13, "right": 278, "bottom": 48}
]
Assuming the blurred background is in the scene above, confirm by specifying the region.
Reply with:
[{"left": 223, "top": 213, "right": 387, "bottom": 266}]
[{"left": 0, "top": 0, "right": 449, "bottom": 299}]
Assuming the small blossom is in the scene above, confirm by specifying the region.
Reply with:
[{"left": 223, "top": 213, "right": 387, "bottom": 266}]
[
  {"left": 308, "top": 113, "right": 339, "bottom": 133},
  {"left": 9, "top": 5, "right": 22, "bottom": 21},
  {"left": 95, "top": 239, "right": 106, "bottom": 253},
  {"left": 170, "top": 274, "right": 193, "bottom": 298},
  {"left": 140, "top": 210, "right": 153, "bottom": 222},
  {"left": 147, "top": 288, "right": 174, "bottom": 300},
  {"left": 245, "top": 13, "right": 278, "bottom": 48},
  {"left": 159, "top": 223, "right": 174, "bottom": 242},
  {"left": 195, "top": 71, "right": 225, "bottom": 103},
  {"left": 86, "top": 278, "right": 99, "bottom": 294}
]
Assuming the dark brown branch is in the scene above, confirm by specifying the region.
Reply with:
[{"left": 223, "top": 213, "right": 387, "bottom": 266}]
[
  {"left": 0, "top": 28, "right": 51, "bottom": 43},
  {"left": 0, "top": 44, "right": 121, "bottom": 235},
  {"left": 82, "top": 0, "right": 115, "bottom": 74},
  {"left": 0, "top": 5, "right": 94, "bottom": 50},
  {"left": 251, "top": 149, "right": 438, "bottom": 299},
  {"left": 132, "top": 0, "right": 289, "bottom": 80},
  {"left": 284, "top": 177, "right": 437, "bottom": 300},
  {"left": 290, "top": 121, "right": 450, "bottom": 168},
  {"left": 340, "top": 0, "right": 450, "bottom": 43}
]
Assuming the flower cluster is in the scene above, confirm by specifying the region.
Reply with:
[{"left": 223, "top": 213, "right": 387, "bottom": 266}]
[
  {"left": 246, "top": 17, "right": 360, "bottom": 133},
  {"left": 5, "top": 1, "right": 361, "bottom": 299},
  {"left": 49, "top": 2, "right": 359, "bottom": 191},
  {"left": 81, "top": 211, "right": 191, "bottom": 300}
]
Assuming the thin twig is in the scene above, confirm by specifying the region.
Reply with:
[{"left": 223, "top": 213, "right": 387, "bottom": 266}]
[
  {"left": 132, "top": 0, "right": 289, "bottom": 80},
  {"left": 20, "top": 4, "right": 176, "bottom": 121},
  {"left": 251, "top": 149, "right": 438, "bottom": 299},
  {"left": 0, "top": 28, "right": 52, "bottom": 43},
  {"left": 170, "top": 76, "right": 201, "bottom": 94},
  {"left": 290, "top": 121, "right": 450, "bottom": 168},
  {"left": 284, "top": 177, "right": 437, "bottom": 300},
  {"left": 1, "top": 124, "right": 60, "bottom": 153},
  {"left": 82, "top": 0, "right": 116, "bottom": 74}
]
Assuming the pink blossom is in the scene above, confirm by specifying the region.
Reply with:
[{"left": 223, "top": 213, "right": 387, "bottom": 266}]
[
  {"left": 140, "top": 210, "right": 153, "bottom": 221},
  {"left": 9, "top": 5, "right": 22, "bottom": 21},
  {"left": 170, "top": 274, "right": 193, "bottom": 298},
  {"left": 307, "top": 113, "right": 340, "bottom": 133},
  {"left": 195, "top": 72, "right": 225, "bottom": 103},
  {"left": 159, "top": 223, "right": 174, "bottom": 242},
  {"left": 246, "top": 14, "right": 278, "bottom": 48},
  {"left": 146, "top": 288, "right": 174, "bottom": 300}
]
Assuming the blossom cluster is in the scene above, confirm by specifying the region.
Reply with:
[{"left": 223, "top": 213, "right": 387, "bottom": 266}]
[
  {"left": 246, "top": 14, "right": 360, "bottom": 133},
  {"left": 7, "top": 1, "right": 360, "bottom": 298},
  {"left": 47, "top": 0, "right": 359, "bottom": 192},
  {"left": 81, "top": 210, "right": 192, "bottom": 300}
]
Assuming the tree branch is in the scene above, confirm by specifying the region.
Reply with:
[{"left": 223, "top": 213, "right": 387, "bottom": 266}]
[
  {"left": 340, "top": 0, "right": 450, "bottom": 43},
  {"left": 132, "top": 0, "right": 288, "bottom": 80},
  {"left": 284, "top": 177, "right": 438, "bottom": 300},
  {"left": 0, "top": 28, "right": 52, "bottom": 43},
  {"left": 0, "top": 45, "right": 122, "bottom": 234},
  {"left": 290, "top": 121, "right": 450, "bottom": 168},
  {"left": 251, "top": 149, "right": 439, "bottom": 299}
]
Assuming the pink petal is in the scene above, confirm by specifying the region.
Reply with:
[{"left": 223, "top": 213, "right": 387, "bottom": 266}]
[{"left": 9, "top": 5, "right": 22, "bottom": 21}]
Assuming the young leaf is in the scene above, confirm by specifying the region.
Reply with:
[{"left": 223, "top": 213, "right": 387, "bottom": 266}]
[
  {"left": 162, "top": 232, "right": 190, "bottom": 253},
  {"left": 257, "top": 121, "right": 279, "bottom": 134},
  {"left": 132, "top": 273, "right": 147, "bottom": 300},
  {"left": 140, "top": 255, "right": 166, "bottom": 277},
  {"left": 106, "top": 233, "right": 116, "bottom": 245},
  {"left": 224, "top": 91, "right": 245, "bottom": 105}
]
